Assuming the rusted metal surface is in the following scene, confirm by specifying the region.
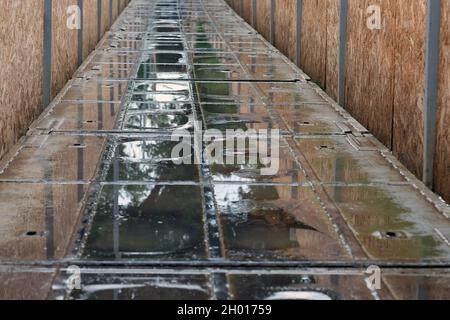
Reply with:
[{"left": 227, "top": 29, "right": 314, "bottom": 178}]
[{"left": 0, "top": 0, "right": 449, "bottom": 300}]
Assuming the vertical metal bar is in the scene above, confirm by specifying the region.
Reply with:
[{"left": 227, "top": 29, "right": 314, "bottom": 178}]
[
  {"left": 296, "top": 0, "right": 303, "bottom": 66},
  {"left": 77, "top": 0, "right": 84, "bottom": 66},
  {"left": 423, "top": 0, "right": 442, "bottom": 188},
  {"left": 43, "top": 0, "right": 52, "bottom": 108},
  {"left": 110, "top": 0, "right": 114, "bottom": 27},
  {"left": 98, "top": 0, "right": 102, "bottom": 42},
  {"left": 338, "top": 0, "right": 348, "bottom": 105},
  {"left": 252, "top": 0, "right": 257, "bottom": 27},
  {"left": 270, "top": 0, "right": 276, "bottom": 44}
]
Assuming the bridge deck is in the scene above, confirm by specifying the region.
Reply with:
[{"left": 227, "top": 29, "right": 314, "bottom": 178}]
[{"left": 0, "top": 0, "right": 449, "bottom": 300}]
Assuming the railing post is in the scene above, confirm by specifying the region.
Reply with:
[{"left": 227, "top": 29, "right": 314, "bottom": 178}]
[
  {"left": 338, "top": 0, "right": 348, "bottom": 106},
  {"left": 296, "top": 0, "right": 303, "bottom": 66},
  {"left": 77, "top": 0, "right": 84, "bottom": 66},
  {"left": 423, "top": 0, "right": 442, "bottom": 188},
  {"left": 43, "top": 0, "right": 52, "bottom": 108},
  {"left": 270, "top": 0, "right": 276, "bottom": 44}
]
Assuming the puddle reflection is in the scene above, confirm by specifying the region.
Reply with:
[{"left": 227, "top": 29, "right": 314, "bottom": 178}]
[
  {"left": 106, "top": 139, "right": 198, "bottom": 182},
  {"left": 214, "top": 184, "right": 346, "bottom": 260},
  {"left": 85, "top": 185, "right": 206, "bottom": 259}
]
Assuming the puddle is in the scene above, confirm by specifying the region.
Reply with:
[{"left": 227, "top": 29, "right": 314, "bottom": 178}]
[
  {"left": 295, "top": 136, "right": 406, "bottom": 183},
  {"left": 195, "top": 81, "right": 265, "bottom": 106},
  {"left": 68, "top": 274, "right": 212, "bottom": 300},
  {"left": 210, "top": 140, "right": 306, "bottom": 184},
  {"left": 325, "top": 185, "right": 450, "bottom": 261},
  {"left": 105, "top": 138, "right": 198, "bottom": 182},
  {"left": 84, "top": 185, "right": 206, "bottom": 259},
  {"left": 124, "top": 112, "right": 192, "bottom": 130},
  {"left": 193, "top": 65, "right": 244, "bottom": 81},
  {"left": 133, "top": 81, "right": 191, "bottom": 92},
  {"left": 205, "top": 113, "right": 272, "bottom": 132},
  {"left": 141, "top": 52, "right": 187, "bottom": 64},
  {"left": 126, "top": 101, "right": 192, "bottom": 112},
  {"left": 137, "top": 64, "right": 189, "bottom": 80},
  {"left": 193, "top": 52, "right": 238, "bottom": 65},
  {"left": 228, "top": 274, "right": 372, "bottom": 300},
  {"left": 214, "top": 184, "right": 346, "bottom": 260}
]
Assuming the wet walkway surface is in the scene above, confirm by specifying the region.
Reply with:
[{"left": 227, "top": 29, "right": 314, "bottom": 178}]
[{"left": 0, "top": 0, "right": 450, "bottom": 300}]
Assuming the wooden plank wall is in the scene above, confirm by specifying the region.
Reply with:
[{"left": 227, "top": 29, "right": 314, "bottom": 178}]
[
  {"left": 435, "top": 1, "right": 450, "bottom": 202},
  {"left": 52, "top": 0, "right": 78, "bottom": 100},
  {"left": 83, "top": 0, "right": 99, "bottom": 58},
  {"left": 0, "top": 0, "right": 130, "bottom": 160},
  {"left": 101, "top": 0, "right": 112, "bottom": 35},
  {"left": 274, "top": 0, "right": 296, "bottom": 62},
  {"left": 242, "top": 0, "right": 252, "bottom": 24},
  {"left": 345, "top": 0, "right": 396, "bottom": 148},
  {"left": 113, "top": 0, "right": 120, "bottom": 21},
  {"left": 227, "top": 0, "right": 450, "bottom": 203},
  {"left": 392, "top": 0, "right": 427, "bottom": 179},
  {"left": 298, "top": 0, "right": 340, "bottom": 99},
  {"left": 0, "top": 0, "right": 44, "bottom": 159},
  {"left": 300, "top": 0, "right": 328, "bottom": 88},
  {"left": 255, "top": 0, "right": 272, "bottom": 41}
]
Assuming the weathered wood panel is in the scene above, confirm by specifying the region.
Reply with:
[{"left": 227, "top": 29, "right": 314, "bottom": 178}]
[
  {"left": 435, "top": 0, "right": 450, "bottom": 202},
  {"left": 345, "top": 0, "right": 396, "bottom": 148},
  {"left": 255, "top": 0, "right": 271, "bottom": 40},
  {"left": 113, "top": 0, "right": 119, "bottom": 21},
  {"left": 300, "top": 0, "right": 328, "bottom": 87},
  {"left": 0, "top": 0, "right": 129, "bottom": 162},
  {"left": 0, "top": 0, "right": 44, "bottom": 159},
  {"left": 242, "top": 0, "right": 253, "bottom": 25},
  {"left": 392, "top": 0, "right": 427, "bottom": 179},
  {"left": 51, "top": 0, "right": 79, "bottom": 99},
  {"left": 83, "top": 0, "right": 99, "bottom": 59},
  {"left": 101, "top": 0, "right": 111, "bottom": 35},
  {"left": 274, "top": 0, "right": 296, "bottom": 62}
]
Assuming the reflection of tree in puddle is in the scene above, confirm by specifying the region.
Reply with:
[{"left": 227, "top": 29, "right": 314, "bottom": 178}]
[
  {"left": 125, "top": 113, "right": 191, "bottom": 130},
  {"left": 85, "top": 185, "right": 205, "bottom": 259},
  {"left": 217, "top": 185, "right": 322, "bottom": 257},
  {"left": 106, "top": 140, "right": 197, "bottom": 182}
]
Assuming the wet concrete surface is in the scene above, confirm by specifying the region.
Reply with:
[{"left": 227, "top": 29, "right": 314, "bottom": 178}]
[{"left": 0, "top": 0, "right": 449, "bottom": 300}]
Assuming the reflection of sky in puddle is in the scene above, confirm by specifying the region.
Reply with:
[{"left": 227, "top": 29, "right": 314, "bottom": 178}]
[
  {"left": 125, "top": 113, "right": 191, "bottom": 130},
  {"left": 214, "top": 184, "right": 251, "bottom": 205},
  {"left": 134, "top": 82, "right": 190, "bottom": 92},
  {"left": 156, "top": 73, "right": 188, "bottom": 79},
  {"left": 133, "top": 93, "right": 190, "bottom": 103},
  {"left": 156, "top": 83, "right": 189, "bottom": 91},
  {"left": 117, "top": 185, "right": 157, "bottom": 207},
  {"left": 121, "top": 141, "right": 159, "bottom": 160}
]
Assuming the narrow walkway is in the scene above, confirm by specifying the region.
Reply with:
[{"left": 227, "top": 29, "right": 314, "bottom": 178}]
[{"left": 0, "top": 0, "right": 449, "bottom": 300}]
